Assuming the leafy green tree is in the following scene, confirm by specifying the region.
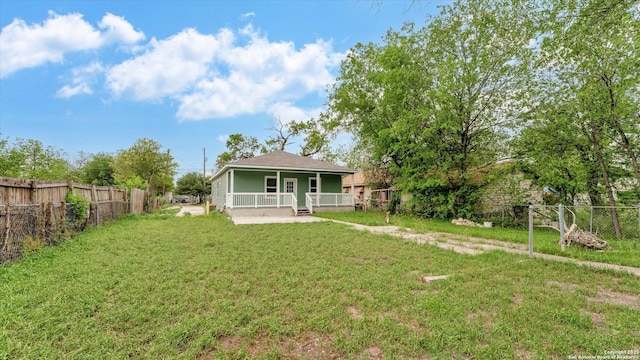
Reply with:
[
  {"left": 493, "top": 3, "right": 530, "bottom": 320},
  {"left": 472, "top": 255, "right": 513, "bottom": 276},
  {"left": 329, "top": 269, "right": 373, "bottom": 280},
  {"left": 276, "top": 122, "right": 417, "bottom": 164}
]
[
  {"left": 216, "top": 116, "right": 340, "bottom": 169},
  {"left": 513, "top": 0, "right": 639, "bottom": 236},
  {"left": 114, "top": 138, "right": 177, "bottom": 198},
  {"left": 79, "top": 153, "right": 116, "bottom": 186},
  {"left": 215, "top": 134, "right": 266, "bottom": 169},
  {"left": 0, "top": 138, "right": 70, "bottom": 180},
  {"left": 175, "top": 172, "right": 209, "bottom": 196},
  {"left": 328, "top": 0, "right": 536, "bottom": 218}
]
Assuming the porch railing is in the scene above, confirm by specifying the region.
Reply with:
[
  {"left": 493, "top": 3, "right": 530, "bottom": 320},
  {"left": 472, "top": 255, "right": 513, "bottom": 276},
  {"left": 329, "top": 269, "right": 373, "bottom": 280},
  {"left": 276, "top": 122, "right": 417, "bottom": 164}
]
[
  {"left": 305, "top": 193, "right": 314, "bottom": 214},
  {"left": 305, "top": 193, "right": 355, "bottom": 207},
  {"left": 283, "top": 193, "right": 297, "bottom": 214},
  {"left": 225, "top": 192, "right": 297, "bottom": 212}
]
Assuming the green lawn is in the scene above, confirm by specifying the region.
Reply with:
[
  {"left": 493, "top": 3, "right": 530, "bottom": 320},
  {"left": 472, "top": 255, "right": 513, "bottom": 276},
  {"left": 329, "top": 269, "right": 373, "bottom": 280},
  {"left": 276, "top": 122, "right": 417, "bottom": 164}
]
[
  {"left": 1, "top": 212, "right": 639, "bottom": 359},
  {"left": 314, "top": 211, "right": 640, "bottom": 268}
]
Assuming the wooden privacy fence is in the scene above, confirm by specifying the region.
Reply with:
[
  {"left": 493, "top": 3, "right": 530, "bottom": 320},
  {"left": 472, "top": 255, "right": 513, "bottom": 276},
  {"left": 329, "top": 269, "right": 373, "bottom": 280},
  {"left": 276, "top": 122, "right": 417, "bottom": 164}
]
[
  {"left": 0, "top": 177, "right": 127, "bottom": 205},
  {"left": 130, "top": 188, "right": 145, "bottom": 214},
  {"left": 0, "top": 177, "right": 130, "bottom": 263}
]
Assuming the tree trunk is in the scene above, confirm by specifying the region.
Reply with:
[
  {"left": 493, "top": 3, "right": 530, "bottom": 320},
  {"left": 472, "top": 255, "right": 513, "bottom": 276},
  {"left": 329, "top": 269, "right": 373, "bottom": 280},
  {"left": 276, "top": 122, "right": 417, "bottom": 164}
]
[
  {"left": 603, "top": 73, "right": 640, "bottom": 188},
  {"left": 576, "top": 144, "right": 605, "bottom": 206},
  {"left": 592, "top": 136, "right": 623, "bottom": 238}
]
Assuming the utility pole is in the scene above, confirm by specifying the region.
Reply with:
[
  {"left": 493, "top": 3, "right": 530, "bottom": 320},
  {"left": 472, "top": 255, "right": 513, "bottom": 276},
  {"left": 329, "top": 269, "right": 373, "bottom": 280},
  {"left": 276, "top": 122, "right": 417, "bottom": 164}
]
[{"left": 203, "top": 147, "right": 206, "bottom": 202}]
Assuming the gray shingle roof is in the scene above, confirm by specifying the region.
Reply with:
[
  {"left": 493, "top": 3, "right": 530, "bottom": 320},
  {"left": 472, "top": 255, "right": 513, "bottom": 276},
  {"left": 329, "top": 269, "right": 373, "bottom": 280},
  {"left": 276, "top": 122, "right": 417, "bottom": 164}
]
[{"left": 226, "top": 151, "right": 355, "bottom": 173}]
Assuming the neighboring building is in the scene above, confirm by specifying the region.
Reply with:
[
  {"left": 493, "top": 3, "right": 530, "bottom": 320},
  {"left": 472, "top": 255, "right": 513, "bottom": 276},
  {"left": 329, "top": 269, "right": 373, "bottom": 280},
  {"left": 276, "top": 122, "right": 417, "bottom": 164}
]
[
  {"left": 341, "top": 171, "right": 369, "bottom": 202},
  {"left": 211, "top": 151, "right": 358, "bottom": 216},
  {"left": 342, "top": 171, "right": 394, "bottom": 209},
  {"left": 473, "top": 162, "right": 542, "bottom": 216}
]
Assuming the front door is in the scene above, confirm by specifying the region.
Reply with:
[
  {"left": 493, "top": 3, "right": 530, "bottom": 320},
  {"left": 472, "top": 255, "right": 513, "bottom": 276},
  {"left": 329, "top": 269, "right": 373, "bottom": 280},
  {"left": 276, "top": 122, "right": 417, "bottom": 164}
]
[{"left": 284, "top": 178, "right": 297, "bottom": 205}]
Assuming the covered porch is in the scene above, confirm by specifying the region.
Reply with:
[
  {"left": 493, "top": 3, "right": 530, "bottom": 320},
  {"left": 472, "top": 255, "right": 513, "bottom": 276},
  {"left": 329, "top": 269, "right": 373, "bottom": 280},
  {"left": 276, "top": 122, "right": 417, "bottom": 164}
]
[
  {"left": 211, "top": 151, "right": 358, "bottom": 216},
  {"left": 223, "top": 169, "right": 357, "bottom": 215}
]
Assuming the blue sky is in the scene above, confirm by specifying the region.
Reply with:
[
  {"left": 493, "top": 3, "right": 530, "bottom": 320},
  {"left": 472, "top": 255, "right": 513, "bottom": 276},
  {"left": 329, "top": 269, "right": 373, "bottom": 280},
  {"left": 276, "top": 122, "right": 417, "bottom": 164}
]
[{"left": 1, "top": 0, "right": 446, "bottom": 178}]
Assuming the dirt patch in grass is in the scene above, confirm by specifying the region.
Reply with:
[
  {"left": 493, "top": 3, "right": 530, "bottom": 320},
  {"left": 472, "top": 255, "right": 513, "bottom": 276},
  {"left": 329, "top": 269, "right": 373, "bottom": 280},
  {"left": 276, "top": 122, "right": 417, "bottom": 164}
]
[
  {"left": 546, "top": 280, "right": 580, "bottom": 291},
  {"left": 588, "top": 286, "right": 640, "bottom": 309},
  {"left": 514, "top": 347, "right": 534, "bottom": 360},
  {"left": 246, "top": 334, "right": 276, "bottom": 357},
  {"left": 547, "top": 281, "right": 639, "bottom": 309},
  {"left": 512, "top": 293, "right": 524, "bottom": 306},
  {"left": 356, "top": 346, "right": 384, "bottom": 359},
  {"left": 348, "top": 306, "right": 363, "bottom": 320},
  {"left": 204, "top": 333, "right": 341, "bottom": 359},
  {"left": 216, "top": 335, "right": 243, "bottom": 352},
  {"left": 284, "top": 333, "right": 339, "bottom": 359},
  {"left": 346, "top": 256, "right": 368, "bottom": 263},
  {"left": 466, "top": 311, "right": 493, "bottom": 332},
  {"left": 580, "top": 308, "right": 607, "bottom": 330}
]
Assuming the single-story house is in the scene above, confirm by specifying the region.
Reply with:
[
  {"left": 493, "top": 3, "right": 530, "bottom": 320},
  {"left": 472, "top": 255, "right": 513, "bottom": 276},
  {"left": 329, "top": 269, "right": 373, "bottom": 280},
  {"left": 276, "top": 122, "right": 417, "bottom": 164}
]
[{"left": 211, "top": 151, "right": 358, "bottom": 216}]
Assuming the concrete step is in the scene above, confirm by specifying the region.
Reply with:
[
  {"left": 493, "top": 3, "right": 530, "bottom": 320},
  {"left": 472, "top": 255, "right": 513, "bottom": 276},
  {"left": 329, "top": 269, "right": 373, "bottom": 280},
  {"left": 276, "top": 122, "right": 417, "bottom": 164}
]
[{"left": 296, "top": 208, "right": 310, "bottom": 216}]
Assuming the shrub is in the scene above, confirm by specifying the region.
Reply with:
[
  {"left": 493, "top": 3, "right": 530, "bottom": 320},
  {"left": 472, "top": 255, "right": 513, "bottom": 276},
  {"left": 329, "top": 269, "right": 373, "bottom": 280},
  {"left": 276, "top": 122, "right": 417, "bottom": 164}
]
[{"left": 66, "top": 191, "right": 89, "bottom": 231}]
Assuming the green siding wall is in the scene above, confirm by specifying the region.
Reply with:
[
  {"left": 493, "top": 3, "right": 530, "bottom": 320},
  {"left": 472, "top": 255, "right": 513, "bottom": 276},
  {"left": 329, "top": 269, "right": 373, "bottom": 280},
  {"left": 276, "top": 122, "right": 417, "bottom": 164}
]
[
  {"left": 233, "top": 170, "right": 277, "bottom": 192},
  {"left": 230, "top": 170, "right": 348, "bottom": 207},
  {"left": 321, "top": 174, "right": 343, "bottom": 193}
]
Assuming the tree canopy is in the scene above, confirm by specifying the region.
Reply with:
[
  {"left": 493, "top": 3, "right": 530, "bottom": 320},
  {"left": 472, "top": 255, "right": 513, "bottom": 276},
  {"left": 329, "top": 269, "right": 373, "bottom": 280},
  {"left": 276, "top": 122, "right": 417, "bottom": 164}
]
[
  {"left": 0, "top": 137, "right": 70, "bottom": 180},
  {"left": 323, "top": 0, "right": 638, "bottom": 223},
  {"left": 175, "top": 171, "right": 210, "bottom": 196},
  {"left": 114, "top": 138, "right": 177, "bottom": 195}
]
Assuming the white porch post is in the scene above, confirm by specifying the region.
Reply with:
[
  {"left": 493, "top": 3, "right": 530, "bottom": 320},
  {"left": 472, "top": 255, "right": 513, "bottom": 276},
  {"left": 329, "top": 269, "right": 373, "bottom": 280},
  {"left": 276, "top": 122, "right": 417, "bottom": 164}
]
[
  {"left": 316, "top": 172, "right": 320, "bottom": 206},
  {"left": 229, "top": 169, "right": 235, "bottom": 209},
  {"left": 276, "top": 171, "right": 281, "bottom": 208},
  {"left": 351, "top": 173, "right": 355, "bottom": 205}
]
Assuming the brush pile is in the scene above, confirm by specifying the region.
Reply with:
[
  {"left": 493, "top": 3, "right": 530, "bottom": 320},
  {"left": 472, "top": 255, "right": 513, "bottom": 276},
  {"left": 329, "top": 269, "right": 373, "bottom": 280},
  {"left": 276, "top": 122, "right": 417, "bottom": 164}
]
[{"left": 564, "top": 224, "right": 609, "bottom": 250}]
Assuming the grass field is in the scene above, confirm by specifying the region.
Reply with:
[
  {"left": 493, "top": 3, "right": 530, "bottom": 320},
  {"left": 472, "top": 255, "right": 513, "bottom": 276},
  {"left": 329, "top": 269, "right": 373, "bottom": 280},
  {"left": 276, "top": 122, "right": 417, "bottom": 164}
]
[
  {"left": 1, "top": 212, "right": 639, "bottom": 359},
  {"left": 313, "top": 211, "right": 640, "bottom": 268}
]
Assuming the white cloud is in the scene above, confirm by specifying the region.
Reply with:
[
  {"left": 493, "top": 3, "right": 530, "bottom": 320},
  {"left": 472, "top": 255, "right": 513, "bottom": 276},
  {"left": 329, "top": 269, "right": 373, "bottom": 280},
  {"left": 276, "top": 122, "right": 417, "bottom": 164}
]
[
  {"left": 176, "top": 25, "right": 344, "bottom": 120},
  {"left": 240, "top": 12, "right": 256, "bottom": 20},
  {"left": 0, "top": 11, "right": 144, "bottom": 78},
  {"left": 57, "top": 83, "right": 92, "bottom": 98},
  {"left": 56, "top": 61, "right": 105, "bottom": 98},
  {"left": 106, "top": 28, "right": 234, "bottom": 101},
  {"left": 217, "top": 134, "right": 230, "bottom": 143},
  {"left": 98, "top": 13, "right": 145, "bottom": 45},
  {"left": 2, "top": 11, "right": 344, "bottom": 122},
  {"left": 268, "top": 102, "right": 323, "bottom": 125}
]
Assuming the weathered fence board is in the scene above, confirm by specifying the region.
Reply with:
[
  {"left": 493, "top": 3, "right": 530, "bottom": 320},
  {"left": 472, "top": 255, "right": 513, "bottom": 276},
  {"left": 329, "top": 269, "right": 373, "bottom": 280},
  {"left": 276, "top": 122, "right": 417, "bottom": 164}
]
[
  {"left": 130, "top": 188, "right": 145, "bottom": 214},
  {"left": 0, "top": 177, "right": 131, "bottom": 263},
  {"left": 0, "top": 177, "right": 126, "bottom": 205}
]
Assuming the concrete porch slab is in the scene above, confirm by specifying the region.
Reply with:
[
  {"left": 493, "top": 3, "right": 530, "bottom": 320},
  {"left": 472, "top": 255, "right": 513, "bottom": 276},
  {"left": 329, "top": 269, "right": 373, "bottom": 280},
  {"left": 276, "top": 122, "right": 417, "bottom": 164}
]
[{"left": 231, "top": 216, "right": 327, "bottom": 225}]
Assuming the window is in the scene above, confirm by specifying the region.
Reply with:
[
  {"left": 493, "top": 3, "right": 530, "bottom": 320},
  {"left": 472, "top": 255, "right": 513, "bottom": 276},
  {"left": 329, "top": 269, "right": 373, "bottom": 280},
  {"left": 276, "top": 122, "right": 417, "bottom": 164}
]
[
  {"left": 265, "top": 176, "right": 277, "bottom": 193},
  {"left": 309, "top": 178, "right": 318, "bottom": 193}
]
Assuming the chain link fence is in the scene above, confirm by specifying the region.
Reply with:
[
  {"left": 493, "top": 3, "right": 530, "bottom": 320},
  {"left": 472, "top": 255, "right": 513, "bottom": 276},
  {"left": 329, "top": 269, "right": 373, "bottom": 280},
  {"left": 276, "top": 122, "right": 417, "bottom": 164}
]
[
  {"left": 530, "top": 205, "right": 640, "bottom": 241},
  {"left": 0, "top": 200, "right": 128, "bottom": 263},
  {"left": 566, "top": 205, "right": 640, "bottom": 240},
  {"left": 476, "top": 204, "right": 640, "bottom": 241}
]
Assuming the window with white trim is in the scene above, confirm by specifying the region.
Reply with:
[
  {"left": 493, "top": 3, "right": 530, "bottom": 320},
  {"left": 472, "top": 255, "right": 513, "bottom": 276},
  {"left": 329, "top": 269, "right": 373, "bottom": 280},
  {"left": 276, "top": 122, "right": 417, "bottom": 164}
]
[
  {"left": 265, "top": 176, "right": 277, "bottom": 193},
  {"left": 309, "top": 178, "right": 318, "bottom": 193}
]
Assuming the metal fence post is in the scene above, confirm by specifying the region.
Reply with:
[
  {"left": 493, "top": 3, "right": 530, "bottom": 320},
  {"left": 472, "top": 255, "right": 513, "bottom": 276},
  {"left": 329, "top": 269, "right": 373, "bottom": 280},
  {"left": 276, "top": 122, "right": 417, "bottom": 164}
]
[
  {"left": 559, "top": 204, "right": 565, "bottom": 251},
  {"left": 528, "top": 205, "right": 533, "bottom": 258}
]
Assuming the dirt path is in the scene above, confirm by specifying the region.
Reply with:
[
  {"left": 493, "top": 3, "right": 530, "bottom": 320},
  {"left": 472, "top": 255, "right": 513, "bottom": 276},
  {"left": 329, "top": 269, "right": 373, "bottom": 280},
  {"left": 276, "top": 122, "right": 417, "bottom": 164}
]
[
  {"left": 328, "top": 220, "right": 640, "bottom": 277},
  {"left": 168, "top": 205, "right": 206, "bottom": 217}
]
